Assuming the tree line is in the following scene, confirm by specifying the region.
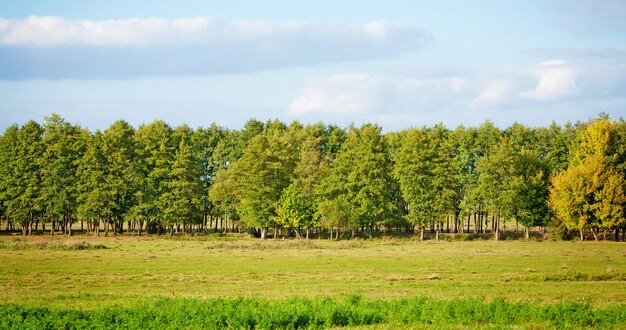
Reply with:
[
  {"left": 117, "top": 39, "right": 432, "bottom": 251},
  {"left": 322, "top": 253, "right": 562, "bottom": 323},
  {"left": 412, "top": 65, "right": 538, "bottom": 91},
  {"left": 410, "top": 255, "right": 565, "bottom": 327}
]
[{"left": 0, "top": 113, "right": 625, "bottom": 240}]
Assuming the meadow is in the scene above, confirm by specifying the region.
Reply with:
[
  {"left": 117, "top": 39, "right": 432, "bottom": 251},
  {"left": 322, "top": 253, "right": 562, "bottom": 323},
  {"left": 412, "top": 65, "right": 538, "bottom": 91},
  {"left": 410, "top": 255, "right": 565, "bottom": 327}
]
[{"left": 0, "top": 235, "right": 625, "bottom": 328}]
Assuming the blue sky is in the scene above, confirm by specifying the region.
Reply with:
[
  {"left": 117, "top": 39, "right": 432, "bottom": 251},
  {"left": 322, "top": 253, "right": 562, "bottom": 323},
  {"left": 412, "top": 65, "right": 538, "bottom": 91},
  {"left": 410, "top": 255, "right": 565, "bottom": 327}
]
[{"left": 1, "top": 0, "right": 625, "bottom": 131}]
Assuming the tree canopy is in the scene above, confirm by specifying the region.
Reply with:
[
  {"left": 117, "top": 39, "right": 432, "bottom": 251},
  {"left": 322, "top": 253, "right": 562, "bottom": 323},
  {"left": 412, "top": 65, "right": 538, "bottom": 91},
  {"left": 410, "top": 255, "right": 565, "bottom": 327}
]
[{"left": 1, "top": 113, "right": 625, "bottom": 241}]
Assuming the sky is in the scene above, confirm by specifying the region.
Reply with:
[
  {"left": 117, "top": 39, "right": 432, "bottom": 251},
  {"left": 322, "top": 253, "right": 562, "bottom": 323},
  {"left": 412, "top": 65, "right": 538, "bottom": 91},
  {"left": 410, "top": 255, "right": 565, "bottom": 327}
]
[{"left": 0, "top": 0, "right": 625, "bottom": 132}]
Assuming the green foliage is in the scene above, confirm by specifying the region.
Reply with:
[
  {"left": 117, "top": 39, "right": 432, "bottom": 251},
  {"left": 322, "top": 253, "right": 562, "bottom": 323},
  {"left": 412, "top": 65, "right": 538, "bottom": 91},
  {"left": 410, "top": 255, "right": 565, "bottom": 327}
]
[
  {"left": 132, "top": 120, "right": 175, "bottom": 231},
  {"left": 77, "top": 131, "right": 111, "bottom": 225},
  {"left": 317, "top": 196, "right": 351, "bottom": 230},
  {"left": 101, "top": 120, "right": 138, "bottom": 230},
  {"left": 327, "top": 124, "right": 398, "bottom": 231},
  {"left": 0, "top": 121, "right": 44, "bottom": 234},
  {"left": 476, "top": 138, "right": 550, "bottom": 230},
  {"left": 2, "top": 113, "right": 625, "bottom": 240},
  {"left": 39, "top": 114, "right": 87, "bottom": 234},
  {"left": 275, "top": 185, "right": 316, "bottom": 233},
  {"left": 394, "top": 125, "right": 456, "bottom": 230},
  {"left": 0, "top": 297, "right": 624, "bottom": 329},
  {"left": 162, "top": 138, "right": 202, "bottom": 230}
]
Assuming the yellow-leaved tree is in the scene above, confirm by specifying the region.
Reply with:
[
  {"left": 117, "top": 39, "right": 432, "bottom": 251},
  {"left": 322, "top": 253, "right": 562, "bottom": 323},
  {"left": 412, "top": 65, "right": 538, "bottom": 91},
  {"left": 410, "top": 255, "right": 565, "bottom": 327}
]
[{"left": 549, "top": 117, "right": 626, "bottom": 240}]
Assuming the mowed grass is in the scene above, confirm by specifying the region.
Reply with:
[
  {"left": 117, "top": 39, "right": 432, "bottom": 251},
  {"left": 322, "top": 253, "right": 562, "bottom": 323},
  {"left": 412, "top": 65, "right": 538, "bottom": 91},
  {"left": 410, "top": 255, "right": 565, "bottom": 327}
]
[{"left": 0, "top": 235, "right": 624, "bottom": 309}]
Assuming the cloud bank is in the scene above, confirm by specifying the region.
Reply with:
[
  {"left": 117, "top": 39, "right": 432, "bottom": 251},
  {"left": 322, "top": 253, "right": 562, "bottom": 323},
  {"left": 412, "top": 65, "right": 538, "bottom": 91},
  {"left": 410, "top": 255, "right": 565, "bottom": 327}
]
[
  {"left": 287, "top": 58, "right": 626, "bottom": 128},
  {"left": 0, "top": 16, "right": 430, "bottom": 79}
]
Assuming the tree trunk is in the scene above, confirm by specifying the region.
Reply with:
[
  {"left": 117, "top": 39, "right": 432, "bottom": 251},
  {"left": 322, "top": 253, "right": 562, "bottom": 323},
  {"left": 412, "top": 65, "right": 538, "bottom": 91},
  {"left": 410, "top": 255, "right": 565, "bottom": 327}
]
[
  {"left": 525, "top": 227, "right": 529, "bottom": 240},
  {"left": 260, "top": 227, "right": 267, "bottom": 239},
  {"left": 494, "top": 226, "right": 499, "bottom": 241},
  {"left": 579, "top": 229, "right": 584, "bottom": 241},
  {"left": 420, "top": 227, "right": 425, "bottom": 242},
  {"left": 473, "top": 211, "right": 478, "bottom": 234},
  {"left": 494, "top": 216, "right": 499, "bottom": 241}
]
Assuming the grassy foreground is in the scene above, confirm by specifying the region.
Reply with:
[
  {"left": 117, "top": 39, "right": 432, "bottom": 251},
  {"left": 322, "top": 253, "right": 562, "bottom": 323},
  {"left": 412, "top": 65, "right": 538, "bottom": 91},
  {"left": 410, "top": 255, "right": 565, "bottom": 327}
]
[
  {"left": 2, "top": 296, "right": 626, "bottom": 329},
  {"left": 0, "top": 235, "right": 625, "bottom": 328}
]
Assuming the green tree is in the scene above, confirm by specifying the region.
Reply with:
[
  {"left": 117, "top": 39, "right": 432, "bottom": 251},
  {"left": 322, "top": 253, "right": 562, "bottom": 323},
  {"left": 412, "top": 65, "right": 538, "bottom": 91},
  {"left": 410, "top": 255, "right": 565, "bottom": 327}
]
[
  {"left": 192, "top": 124, "right": 226, "bottom": 232},
  {"left": 290, "top": 135, "right": 328, "bottom": 237},
  {"left": 132, "top": 120, "right": 174, "bottom": 234},
  {"left": 0, "top": 125, "right": 19, "bottom": 232},
  {"left": 511, "top": 150, "right": 550, "bottom": 238},
  {"left": 161, "top": 138, "right": 202, "bottom": 235},
  {"left": 39, "top": 114, "right": 87, "bottom": 236},
  {"left": 0, "top": 122, "right": 44, "bottom": 234},
  {"left": 102, "top": 120, "right": 137, "bottom": 234},
  {"left": 394, "top": 126, "right": 456, "bottom": 240},
  {"left": 274, "top": 185, "right": 315, "bottom": 239},
  {"left": 227, "top": 125, "right": 298, "bottom": 239},
  {"left": 317, "top": 196, "right": 351, "bottom": 239},
  {"left": 329, "top": 124, "right": 397, "bottom": 238},
  {"left": 77, "top": 131, "right": 111, "bottom": 236}
]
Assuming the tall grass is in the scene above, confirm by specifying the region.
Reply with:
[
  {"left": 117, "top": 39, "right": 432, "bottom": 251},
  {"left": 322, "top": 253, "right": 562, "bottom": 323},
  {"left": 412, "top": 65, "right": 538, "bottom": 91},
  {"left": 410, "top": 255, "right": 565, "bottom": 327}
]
[{"left": 1, "top": 296, "right": 624, "bottom": 329}]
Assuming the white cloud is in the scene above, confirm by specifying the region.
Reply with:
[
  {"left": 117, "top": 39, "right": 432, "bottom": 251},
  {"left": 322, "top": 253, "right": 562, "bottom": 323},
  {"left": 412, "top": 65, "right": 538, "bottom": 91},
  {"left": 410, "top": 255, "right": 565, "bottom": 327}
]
[
  {"left": 286, "top": 56, "right": 626, "bottom": 130},
  {"left": 540, "top": 59, "right": 568, "bottom": 66},
  {"left": 287, "top": 71, "right": 476, "bottom": 126},
  {"left": 470, "top": 79, "right": 517, "bottom": 108},
  {"left": 520, "top": 60, "right": 578, "bottom": 101},
  {"left": 0, "top": 16, "right": 429, "bottom": 48},
  {"left": 288, "top": 74, "right": 381, "bottom": 115},
  {"left": 0, "top": 16, "right": 430, "bottom": 79}
]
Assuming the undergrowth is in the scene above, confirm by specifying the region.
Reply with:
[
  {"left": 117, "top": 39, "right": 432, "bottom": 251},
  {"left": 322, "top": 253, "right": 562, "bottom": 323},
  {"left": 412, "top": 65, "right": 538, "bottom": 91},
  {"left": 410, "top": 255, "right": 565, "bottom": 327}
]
[{"left": 0, "top": 240, "right": 108, "bottom": 250}]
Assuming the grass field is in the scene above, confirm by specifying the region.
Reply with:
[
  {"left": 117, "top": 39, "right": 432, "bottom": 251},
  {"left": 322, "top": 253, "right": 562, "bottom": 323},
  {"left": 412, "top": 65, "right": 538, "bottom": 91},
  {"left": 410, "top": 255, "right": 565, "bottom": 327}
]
[
  {"left": 0, "top": 235, "right": 625, "bottom": 328},
  {"left": 1, "top": 235, "right": 624, "bottom": 306}
]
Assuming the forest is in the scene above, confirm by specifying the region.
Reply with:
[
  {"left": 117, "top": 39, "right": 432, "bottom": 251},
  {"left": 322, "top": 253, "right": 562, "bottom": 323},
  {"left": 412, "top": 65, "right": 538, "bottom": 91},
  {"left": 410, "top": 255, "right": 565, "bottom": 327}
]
[{"left": 1, "top": 113, "right": 625, "bottom": 241}]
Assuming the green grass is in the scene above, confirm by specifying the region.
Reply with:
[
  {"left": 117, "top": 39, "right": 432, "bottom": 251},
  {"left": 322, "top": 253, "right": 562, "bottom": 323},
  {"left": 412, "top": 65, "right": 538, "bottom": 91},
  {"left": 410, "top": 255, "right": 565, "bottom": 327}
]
[
  {"left": 2, "top": 296, "right": 626, "bottom": 329},
  {"left": 0, "top": 235, "right": 626, "bottom": 328},
  {"left": 0, "top": 235, "right": 624, "bottom": 308}
]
